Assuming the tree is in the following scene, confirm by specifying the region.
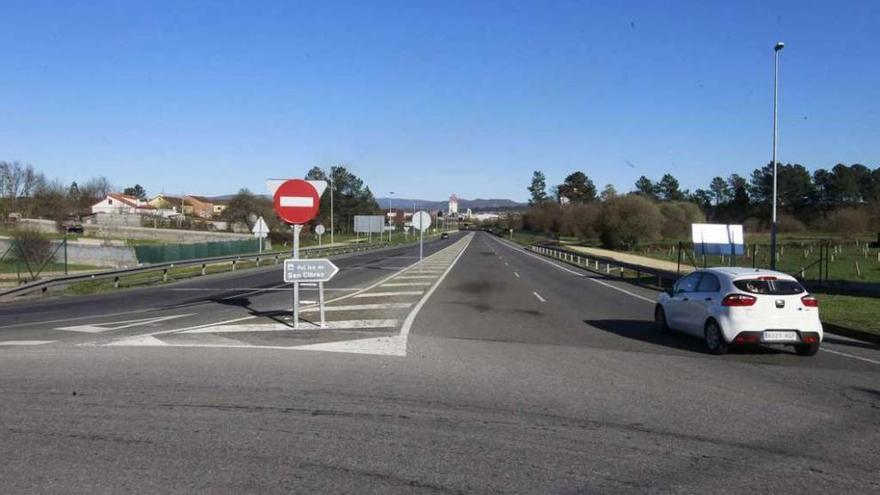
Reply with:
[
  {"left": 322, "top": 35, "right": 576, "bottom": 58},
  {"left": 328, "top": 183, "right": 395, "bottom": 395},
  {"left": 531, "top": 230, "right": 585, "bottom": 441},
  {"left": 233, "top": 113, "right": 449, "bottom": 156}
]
[
  {"left": 599, "top": 184, "right": 617, "bottom": 201},
  {"left": 556, "top": 171, "right": 597, "bottom": 204},
  {"left": 527, "top": 171, "right": 548, "bottom": 205},
  {"left": 750, "top": 163, "right": 814, "bottom": 216},
  {"left": 305, "top": 165, "right": 381, "bottom": 234},
  {"left": 634, "top": 176, "right": 656, "bottom": 198},
  {"left": 597, "top": 195, "right": 663, "bottom": 249},
  {"left": 656, "top": 173, "right": 684, "bottom": 201},
  {"left": 708, "top": 177, "right": 730, "bottom": 205},
  {"left": 123, "top": 184, "right": 147, "bottom": 200},
  {"left": 690, "top": 188, "right": 712, "bottom": 210}
]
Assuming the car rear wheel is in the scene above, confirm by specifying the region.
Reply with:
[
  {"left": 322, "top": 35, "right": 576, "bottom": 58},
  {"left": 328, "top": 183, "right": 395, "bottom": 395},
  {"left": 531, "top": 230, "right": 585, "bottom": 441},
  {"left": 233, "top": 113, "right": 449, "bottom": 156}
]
[
  {"left": 704, "top": 320, "right": 728, "bottom": 355},
  {"left": 794, "top": 342, "right": 820, "bottom": 356},
  {"left": 654, "top": 305, "right": 669, "bottom": 333}
]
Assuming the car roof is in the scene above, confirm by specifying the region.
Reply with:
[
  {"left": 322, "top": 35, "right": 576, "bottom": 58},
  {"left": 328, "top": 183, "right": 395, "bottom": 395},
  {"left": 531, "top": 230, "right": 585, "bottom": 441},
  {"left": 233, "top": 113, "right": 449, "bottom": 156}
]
[{"left": 699, "top": 267, "right": 797, "bottom": 281}]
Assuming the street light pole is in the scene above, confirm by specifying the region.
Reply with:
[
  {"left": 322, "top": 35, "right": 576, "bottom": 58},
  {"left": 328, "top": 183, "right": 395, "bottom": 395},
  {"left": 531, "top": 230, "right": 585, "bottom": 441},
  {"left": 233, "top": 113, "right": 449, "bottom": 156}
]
[
  {"left": 329, "top": 173, "right": 334, "bottom": 245},
  {"left": 770, "top": 41, "right": 784, "bottom": 270},
  {"left": 388, "top": 191, "right": 394, "bottom": 242}
]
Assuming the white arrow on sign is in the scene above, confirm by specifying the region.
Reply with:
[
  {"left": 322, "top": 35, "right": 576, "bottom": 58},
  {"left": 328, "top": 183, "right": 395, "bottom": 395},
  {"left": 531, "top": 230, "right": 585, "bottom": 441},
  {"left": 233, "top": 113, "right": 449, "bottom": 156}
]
[
  {"left": 252, "top": 216, "right": 270, "bottom": 238},
  {"left": 284, "top": 258, "right": 339, "bottom": 283}
]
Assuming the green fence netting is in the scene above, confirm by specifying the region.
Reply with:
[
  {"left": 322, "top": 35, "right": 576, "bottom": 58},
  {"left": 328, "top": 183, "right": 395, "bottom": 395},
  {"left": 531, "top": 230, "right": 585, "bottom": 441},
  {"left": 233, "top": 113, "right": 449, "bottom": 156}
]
[{"left": 134, "top": 240, "right": 261, "bottom": 264}]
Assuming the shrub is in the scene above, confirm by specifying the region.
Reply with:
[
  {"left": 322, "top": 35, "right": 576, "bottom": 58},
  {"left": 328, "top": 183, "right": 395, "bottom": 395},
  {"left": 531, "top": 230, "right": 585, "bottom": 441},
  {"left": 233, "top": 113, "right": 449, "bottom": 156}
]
[
  {"left": 561, "top": 202, "right": 601, "bottom": 239},
  {"left": 776, "top": 213, "right": 807, "bottom": 233},
  {"left": 821, "top": 208, "right": 871, "bottom": 237},
  {"left": 598, "top": 195, "right": 663, "bottom": 249},
  {"left": 659, "top": 201, "right": 705, "bottom": 239},
  {"left": 10, "top": 228, "right": 54, "bottom": 272}
]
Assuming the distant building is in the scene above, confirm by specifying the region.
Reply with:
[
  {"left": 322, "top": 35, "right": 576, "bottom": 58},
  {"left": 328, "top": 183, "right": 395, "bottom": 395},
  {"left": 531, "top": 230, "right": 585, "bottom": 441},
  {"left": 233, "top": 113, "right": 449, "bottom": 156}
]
[
  {"left": 148, "top": 194, "right": 224, "bottom": 218},
  {"left": 448, "top": 194, "right": 459, "bottom": 215},
  {"left": 91, "top": 193, "right": 156, "bottom": 215}
]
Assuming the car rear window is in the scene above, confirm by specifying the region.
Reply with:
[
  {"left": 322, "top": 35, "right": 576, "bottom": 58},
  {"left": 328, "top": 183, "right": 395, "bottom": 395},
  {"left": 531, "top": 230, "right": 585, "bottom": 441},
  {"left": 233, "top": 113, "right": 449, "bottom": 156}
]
[{"left": 733, "top": 279, "right": 805, "bottom": 295}]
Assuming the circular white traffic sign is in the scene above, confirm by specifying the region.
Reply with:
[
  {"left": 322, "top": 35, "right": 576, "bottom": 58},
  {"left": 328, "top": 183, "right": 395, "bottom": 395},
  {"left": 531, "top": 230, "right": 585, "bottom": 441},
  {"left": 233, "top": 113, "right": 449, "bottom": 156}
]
[
  {"left": 314, "top": 224, "right": 326, "bottom": 236},
  {"left": 273, "top": 179, "right": 320, "bottom": 224},
  {"left": 412, "top": 211, "right": 432, "bottom": 231}
]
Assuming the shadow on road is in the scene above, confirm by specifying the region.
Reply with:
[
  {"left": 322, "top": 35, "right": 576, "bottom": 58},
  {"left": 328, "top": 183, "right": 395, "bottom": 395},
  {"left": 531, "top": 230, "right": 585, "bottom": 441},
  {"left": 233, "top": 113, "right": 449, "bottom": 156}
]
[
  {"left": 210, "top": 295, "right": 309, "bottom": 327},
  {"left": 583, "top": 319, "right": 786, "bottom": 356}
]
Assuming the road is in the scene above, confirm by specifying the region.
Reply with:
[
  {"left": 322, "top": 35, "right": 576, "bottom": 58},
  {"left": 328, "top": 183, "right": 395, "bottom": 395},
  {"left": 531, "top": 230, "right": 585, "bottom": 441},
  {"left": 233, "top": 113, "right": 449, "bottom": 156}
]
[{"left": 1, "top": 231, "right": 878, "bottom": 493}]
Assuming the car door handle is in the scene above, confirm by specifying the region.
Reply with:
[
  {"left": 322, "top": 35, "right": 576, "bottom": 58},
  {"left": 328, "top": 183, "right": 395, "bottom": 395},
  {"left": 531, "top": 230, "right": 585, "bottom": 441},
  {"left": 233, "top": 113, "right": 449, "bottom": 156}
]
[
  {"left": 704, "top": 297, "right": 713, "bottom": 301},
  {"left": 682, "top": 297, "right": 689, "bottom": 301}
]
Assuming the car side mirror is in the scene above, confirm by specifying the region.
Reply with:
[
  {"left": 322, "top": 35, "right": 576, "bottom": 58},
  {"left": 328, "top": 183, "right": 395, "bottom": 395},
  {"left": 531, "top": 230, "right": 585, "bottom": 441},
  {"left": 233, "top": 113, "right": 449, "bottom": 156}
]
[{"left": 665, "top": 288, "right": 674, "bottom": 297}]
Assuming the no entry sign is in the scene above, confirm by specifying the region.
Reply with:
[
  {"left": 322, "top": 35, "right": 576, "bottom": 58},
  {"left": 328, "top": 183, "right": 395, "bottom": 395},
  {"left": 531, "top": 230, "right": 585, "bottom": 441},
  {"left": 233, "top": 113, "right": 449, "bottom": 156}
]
[{"left": 273, "top": 179, "right": 320, "bottom": 224}]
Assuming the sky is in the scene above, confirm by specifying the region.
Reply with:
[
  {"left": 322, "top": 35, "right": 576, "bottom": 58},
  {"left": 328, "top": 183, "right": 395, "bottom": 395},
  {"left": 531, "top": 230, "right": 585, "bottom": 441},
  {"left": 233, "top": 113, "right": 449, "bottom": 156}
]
[{"left": 2, "top": 0, "right": 878, "bottom": 202}]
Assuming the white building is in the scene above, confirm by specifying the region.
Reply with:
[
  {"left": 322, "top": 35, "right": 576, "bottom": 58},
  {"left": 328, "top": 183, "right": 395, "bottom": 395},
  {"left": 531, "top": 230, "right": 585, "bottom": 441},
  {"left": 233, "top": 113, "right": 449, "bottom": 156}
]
[
  {"left": 91, "top": 193, "right": 156, "bottom": 215},
  {"left": 448, "top": 194, "right": 459, "bottom": 215}
]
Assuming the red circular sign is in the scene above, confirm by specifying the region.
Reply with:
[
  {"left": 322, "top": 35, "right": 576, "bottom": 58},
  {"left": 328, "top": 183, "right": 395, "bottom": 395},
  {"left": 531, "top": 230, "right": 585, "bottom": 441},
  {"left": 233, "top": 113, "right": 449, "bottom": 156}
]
[{"left": 273, "top": 179, "right": 320, "bottom": 224}]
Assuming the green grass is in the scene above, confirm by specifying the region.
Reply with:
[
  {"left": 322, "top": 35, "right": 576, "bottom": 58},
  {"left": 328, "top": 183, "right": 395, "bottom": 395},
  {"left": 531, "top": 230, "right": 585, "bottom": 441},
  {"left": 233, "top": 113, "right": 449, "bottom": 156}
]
[
  {"left": 815, "top": 294, "right": 880, "bottom": 336},
  {"left": 0, "top": 261, "right": 100, "bottom": 274}
]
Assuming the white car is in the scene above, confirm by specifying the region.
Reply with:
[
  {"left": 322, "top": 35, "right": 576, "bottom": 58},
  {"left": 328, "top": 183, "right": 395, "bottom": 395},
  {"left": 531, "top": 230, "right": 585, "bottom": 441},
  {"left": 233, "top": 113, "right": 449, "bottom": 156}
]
[{"left": 655, "top": 267, "right": 823, "bottom": 356}]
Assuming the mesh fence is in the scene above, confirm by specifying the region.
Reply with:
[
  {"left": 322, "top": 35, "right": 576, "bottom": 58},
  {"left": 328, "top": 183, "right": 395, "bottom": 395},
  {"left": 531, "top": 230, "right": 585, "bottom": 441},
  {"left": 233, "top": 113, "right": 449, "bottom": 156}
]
[{"left": 134, "top": 240, "right": 261, "bottom": 264}]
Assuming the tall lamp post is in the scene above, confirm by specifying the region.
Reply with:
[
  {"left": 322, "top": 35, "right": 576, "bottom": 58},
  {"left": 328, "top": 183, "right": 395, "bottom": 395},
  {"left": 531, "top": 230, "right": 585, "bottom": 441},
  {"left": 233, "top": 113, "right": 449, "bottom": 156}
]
[
  {"left": 388, "top": 192, "right": 394, "bottom": 242},
  {"left": 770, "top": 41, "right": 784, "bottom": 270},
  {"left": 329, "top": 173, "right": 334, "bottom": 245}
]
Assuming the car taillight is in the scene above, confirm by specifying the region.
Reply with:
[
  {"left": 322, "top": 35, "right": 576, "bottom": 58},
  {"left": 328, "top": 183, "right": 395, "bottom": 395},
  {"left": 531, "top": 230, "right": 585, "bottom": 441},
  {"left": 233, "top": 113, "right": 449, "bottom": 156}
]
[
  {"left": 801, "top": 295, "right": 819, "bottom": 308},
  {"left": 722, "top": 294, "right": 757, "bottom": 307}
]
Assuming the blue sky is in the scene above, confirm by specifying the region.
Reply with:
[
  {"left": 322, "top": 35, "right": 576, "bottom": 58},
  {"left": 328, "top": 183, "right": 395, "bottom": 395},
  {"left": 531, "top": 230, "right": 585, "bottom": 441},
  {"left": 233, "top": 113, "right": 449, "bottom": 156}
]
[{"left": 2, "top": 0, "right": 878, "bottom": 201}]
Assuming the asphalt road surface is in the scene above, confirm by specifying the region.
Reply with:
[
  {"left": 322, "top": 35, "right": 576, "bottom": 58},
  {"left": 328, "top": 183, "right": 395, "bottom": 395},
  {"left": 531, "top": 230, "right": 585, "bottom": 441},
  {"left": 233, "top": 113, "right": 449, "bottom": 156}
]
[{"left": 1, "top": 231, "right": 878, "bottom": 494}]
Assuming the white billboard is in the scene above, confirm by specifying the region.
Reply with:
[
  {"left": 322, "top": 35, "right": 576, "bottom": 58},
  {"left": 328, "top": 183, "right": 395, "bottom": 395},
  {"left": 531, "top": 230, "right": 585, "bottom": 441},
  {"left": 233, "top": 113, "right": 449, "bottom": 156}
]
[
  {"left": 354, "top": 215, "right": 384, "bottom": 234},
  {"left": 692, "top": 224, "right": 744, "bottom": 256}
]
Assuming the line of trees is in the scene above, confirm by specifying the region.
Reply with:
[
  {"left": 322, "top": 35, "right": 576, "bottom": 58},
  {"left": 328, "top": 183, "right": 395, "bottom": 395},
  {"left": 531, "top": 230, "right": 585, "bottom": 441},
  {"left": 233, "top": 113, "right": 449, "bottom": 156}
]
[
  {"left": 518, "top": 162, "right": 880, "bottom": 249},
  {"left": 0, "top": 161, "right": 113, "bottom": 222}
]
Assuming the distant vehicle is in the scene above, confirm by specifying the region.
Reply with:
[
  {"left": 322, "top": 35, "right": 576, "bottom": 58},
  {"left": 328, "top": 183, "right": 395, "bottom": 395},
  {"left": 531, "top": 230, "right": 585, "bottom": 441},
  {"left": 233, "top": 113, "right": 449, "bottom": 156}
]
[
  {"left": 66, "top": 225, "right": 84, "bottom": 234},
  {"left": 655, "top": 267, "right": 822, "bottom": 356},
  {"left": 440, "top": 232, "right": 449, "bottom": 239}
]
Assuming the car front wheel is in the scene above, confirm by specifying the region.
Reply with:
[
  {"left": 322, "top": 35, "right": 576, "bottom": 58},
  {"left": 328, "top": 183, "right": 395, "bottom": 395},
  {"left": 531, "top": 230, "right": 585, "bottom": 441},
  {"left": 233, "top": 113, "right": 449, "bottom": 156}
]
[
  {"left": 654, "top": 305, "right": 669, "bottom": 333},
  {"left": 704, "top": 320, "right": 728, "bottom": 355},
  {"left": 794, "top": 342, "right": 820, "bottom": 356}
]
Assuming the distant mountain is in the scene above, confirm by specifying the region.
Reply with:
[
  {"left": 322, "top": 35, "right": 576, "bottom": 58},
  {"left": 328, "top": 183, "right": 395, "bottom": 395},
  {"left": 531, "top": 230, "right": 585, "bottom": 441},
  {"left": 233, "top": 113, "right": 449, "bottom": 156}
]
[{"left": 376, "top": 197, "right": 527, "bottom": 212}]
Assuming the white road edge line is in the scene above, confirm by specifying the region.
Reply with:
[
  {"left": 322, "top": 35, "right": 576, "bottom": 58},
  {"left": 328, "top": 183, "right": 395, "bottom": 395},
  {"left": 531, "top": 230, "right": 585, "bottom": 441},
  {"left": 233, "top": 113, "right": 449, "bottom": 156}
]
[
  {"left": 399, "top": 235, "right": 473, "bottom": 339},
  {"left": 490, "top": 235, "right": 654, "bottom": 304},
  {"left": 514, "top": 272, "right": 520, "bottom": 278},
  {"left": 823, "top": 348, "right": 880, "bottom": 365},
  {"left": 532, "top": 291, "right": 546, "bottom": 303}
]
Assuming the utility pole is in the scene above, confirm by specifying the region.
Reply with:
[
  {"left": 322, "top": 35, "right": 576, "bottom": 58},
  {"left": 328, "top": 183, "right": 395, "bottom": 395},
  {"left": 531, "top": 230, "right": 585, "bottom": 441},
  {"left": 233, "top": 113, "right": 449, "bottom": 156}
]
[
  {"left": 770, "top": 41, "right": 784, "bottom": 270},
  {"left": 329, "top": 173, "right": 334, "bottom": 245}
]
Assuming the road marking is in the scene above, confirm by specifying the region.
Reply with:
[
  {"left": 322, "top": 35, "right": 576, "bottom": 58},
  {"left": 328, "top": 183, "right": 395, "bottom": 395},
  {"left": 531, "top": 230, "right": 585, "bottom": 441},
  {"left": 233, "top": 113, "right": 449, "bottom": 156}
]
[
  {"left": 55, "top": 314, "right": 194, "bottom": 333},
  {"left": 299, "top": 303, "right": 413, "bottom": 313},
  {"left": 380, "top": 282, "right": 432, "bottom": 287},
  {"left": 490, "top": 235, "right": 655, "bottom": 303},
  {"left": 180, "top": 319, "right": 400, "bottom": 334},
  {"left": 504, "top": 262, "right": 509, "bottom": 266},
  {"left": 395, "top": 275, "right": 437, "bottom": 280},
  {"left": 824, "top": 348, "right": 880, "bottom": 365},
  {"left": 0, "top": 340, "right": 56, "bottom": 346},
  {"left": 514, "top": 272, "right": 520, "bottom": 278},
  {"left": 399, "top": 235, "right": 473, "bottom": 340},
  {"left": 533, "top": 291, "right": 546, "bottom": 303},
  {"left": 352, "top": 291, "right": 424, "bottom": 298}
]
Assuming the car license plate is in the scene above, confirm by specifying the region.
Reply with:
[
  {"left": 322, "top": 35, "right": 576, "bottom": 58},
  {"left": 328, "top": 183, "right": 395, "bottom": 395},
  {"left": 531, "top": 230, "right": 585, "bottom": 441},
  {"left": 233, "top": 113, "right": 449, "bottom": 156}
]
[{"left": 763, "top": 331, "right": 798, "bottom": 342}]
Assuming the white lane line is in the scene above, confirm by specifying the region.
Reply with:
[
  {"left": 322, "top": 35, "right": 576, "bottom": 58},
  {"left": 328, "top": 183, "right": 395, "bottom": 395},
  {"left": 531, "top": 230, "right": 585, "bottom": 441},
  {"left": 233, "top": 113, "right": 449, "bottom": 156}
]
[
  {"left": 352, "top": 291, "right": 424, "bottom": 298},
  {"left": 380, "top": 282, "right": 432, "bottom": 287},
  {"left": 490, "top": 235, "right": 654, "bottom": 303},
  {"left": 532, "top": 292, "right": 546, "bottom": 303},
  {"left": 504, "top": 262, "right": 509, "bottom": 266},
  {"left": 166, "top": 287, "right": 359, "bottom": 293},
  {"left": 824, "top": 348, "right": 880, "bottom": 365},
  {"left": 0, "top": 340, "right": 56, "bottom": 346},
  {"left": 395, "top": 275, "right": 437, "bottom": 280},
  {"left": 514, "top": 272, "right": 520, "bottom": 278},
  {"left": 180, "top": 319, "right": 400, "bottom": 334},
  {"left": 300, "top": 303, "right": 413, "bottom": 313}
]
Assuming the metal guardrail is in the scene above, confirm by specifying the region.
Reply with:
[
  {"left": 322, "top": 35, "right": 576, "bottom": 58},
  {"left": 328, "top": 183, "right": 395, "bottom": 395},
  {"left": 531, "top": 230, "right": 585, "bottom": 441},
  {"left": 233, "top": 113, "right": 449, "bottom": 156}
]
[
  {"left": 526, "top": 243, "right": 678, "bottom": 290},
  {"left": 0, "top": 242, "right": 392, "bottom": 300}
]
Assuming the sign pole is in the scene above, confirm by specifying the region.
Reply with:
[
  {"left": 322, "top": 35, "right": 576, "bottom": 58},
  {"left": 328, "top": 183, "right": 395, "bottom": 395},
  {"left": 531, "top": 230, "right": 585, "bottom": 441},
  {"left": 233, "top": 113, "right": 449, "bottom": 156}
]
[
  {"left": 292, "top": 224, "right": 302, "bottom": 329},
  {"left": 318, "top": 281, "right": 326, "bottom": 328}
]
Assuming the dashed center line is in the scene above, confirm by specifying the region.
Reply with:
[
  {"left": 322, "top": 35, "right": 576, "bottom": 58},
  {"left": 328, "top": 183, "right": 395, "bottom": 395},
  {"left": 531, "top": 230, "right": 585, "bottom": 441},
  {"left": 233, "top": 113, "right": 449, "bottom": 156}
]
[
  {"left": 514, "top": 272, "right": 520, "bottom": 278},
  {"left": 532, "top": 291, "right": 546, "bottom": 303}
]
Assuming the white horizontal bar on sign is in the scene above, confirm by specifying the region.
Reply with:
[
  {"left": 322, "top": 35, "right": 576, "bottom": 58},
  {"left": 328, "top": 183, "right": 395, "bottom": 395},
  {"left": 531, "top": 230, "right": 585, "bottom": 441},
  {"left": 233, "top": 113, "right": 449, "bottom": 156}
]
[{"left": 279, "top": 196, "right": 314, "bottom": 207}]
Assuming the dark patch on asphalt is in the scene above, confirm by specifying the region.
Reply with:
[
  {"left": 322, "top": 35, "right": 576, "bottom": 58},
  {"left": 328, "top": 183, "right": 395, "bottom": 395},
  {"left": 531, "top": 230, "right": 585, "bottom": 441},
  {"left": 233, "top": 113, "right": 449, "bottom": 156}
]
[{"left": 453, "top": 280, "right": 496, "bottom": 294}]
